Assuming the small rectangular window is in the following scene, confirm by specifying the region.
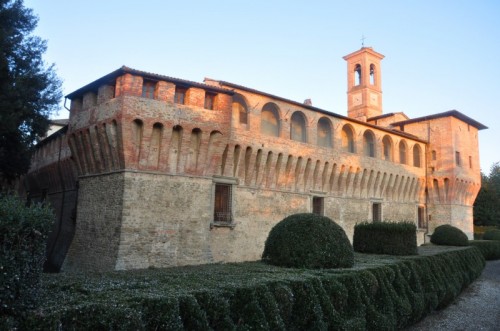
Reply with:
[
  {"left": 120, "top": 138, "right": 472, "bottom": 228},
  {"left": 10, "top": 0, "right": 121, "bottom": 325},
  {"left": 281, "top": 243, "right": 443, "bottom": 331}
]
[
  {"left": 469, "top": 156, "right": 472, "bottom": 169},
  {"left": 372, "top": 202, "right": 381, "bottom": 222},
  {"left": 174, "top": 86, "right": 187, "bottom": 104},
  {"left": 312, "top": 197, "right": 324, "bottom": 216},
  {"left": 214, "top": 183, "right": 232, "bottom": 223},
  {"left": 455, "top": 151, "right": 461, "bottom": 166},
  {"left": 142, "top": 81, "right": 156, "bottom": 99},
  {"left": 417, "top": 206, "right": 426, "bottom": 229},
  {"left": 204, "top": 92, "right": 216, "bottom": 110}
]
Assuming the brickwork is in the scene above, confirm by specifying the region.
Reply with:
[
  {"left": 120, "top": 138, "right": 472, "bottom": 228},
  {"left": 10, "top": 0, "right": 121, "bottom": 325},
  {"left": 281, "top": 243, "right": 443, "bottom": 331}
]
[{"left": 26, "top": 48, "right": 486, "bottom": 271}]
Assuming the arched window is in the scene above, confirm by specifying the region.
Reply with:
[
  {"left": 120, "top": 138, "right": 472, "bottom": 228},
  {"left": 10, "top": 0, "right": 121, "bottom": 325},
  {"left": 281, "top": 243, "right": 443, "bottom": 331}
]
[
  {"left": 363, "top": 130, "right": 375, "bottom": 157},
  {"left": 290, "top": 111, "right": 306, "bottom": 142},
  {"left": 413, "top": 145, "right": 422, "bottom": 167},
  {"left": 317, "top": 117, "right": 332, "bottom": 148},
  {"left": 232, "top": 94, "right": 248, "bottom": 128},
  {"left": 354, "top": 64, "right": 361, "bottom": 86},
  {"left": 382, "top": 136, "right": 393, "bottom": 161},
  {"left": 341, "top": 125, "right": 355, "bottom": 153},
  {"left": 399, "top": 140, "right": 407, "bottom": 164},
  {"left": 261, "top": 103, "right": 280, "bottom": 137},
  {"left": 370, "top": 64, "right": 376, "bottom": 85}
]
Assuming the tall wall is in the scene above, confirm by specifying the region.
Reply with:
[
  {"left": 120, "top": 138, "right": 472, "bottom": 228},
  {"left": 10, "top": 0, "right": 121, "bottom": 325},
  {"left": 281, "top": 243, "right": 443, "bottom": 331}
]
[
  {"left": 24, "top": 130, "right": 79, "bottom": 272},
  {"left": 60, "top": 71, "right": 429, "bottom": 270},
  {"left": 62, "top": 173, "right": 124, "bottom": 272}
]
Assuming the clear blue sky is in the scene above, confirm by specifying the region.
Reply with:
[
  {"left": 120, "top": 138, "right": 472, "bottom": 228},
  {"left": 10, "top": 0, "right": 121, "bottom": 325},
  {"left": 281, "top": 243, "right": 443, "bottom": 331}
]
[{"left": 25, "top": 0, "right": 500, "bottom": 175}]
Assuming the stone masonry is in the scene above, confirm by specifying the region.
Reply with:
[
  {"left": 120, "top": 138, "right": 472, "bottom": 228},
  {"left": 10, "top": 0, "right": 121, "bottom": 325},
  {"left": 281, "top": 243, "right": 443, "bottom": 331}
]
[{"left": 26, "top": 47, "right": 487, "bottom": 272}]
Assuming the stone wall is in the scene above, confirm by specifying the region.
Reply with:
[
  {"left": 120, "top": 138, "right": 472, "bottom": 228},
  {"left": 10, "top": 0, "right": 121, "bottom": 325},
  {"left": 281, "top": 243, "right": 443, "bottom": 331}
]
[{"left": 62, "top": 173, "right": 125, "bottom": 272}]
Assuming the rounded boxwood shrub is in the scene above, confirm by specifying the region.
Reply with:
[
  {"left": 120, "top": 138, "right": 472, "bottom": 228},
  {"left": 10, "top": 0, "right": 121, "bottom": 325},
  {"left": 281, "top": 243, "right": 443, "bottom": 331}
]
[
  {"left": 430, "top": 224, "right": 469, "bottom": 246},
  {"left": 262, "top": 213, "right": 354, "bottom": 268},
  {"left": 482, "top": 229, "right": 500, "bottom": 241}
]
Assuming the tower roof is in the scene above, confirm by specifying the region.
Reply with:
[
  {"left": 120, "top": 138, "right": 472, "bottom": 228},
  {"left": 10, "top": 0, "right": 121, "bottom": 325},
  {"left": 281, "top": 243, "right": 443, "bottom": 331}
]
[{"left": 342, "top": 47, "right": 385, "bottom": 60}]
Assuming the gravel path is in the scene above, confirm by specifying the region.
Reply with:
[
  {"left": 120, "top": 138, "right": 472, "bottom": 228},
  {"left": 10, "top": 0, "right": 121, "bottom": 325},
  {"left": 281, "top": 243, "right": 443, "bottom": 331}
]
[{"left": 406, "top": 260, "right": 500, "bottom": 330}]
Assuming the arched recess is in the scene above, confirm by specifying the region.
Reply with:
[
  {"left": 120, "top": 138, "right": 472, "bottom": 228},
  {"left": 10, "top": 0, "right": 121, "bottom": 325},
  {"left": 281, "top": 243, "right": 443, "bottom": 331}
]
[
  {"left": 399, "top": 140, "right": 407, "bottom": 164},
  {"left": 317, "top": 117, "right": 333, "bottom": 148},
  {"left": 354, "top": 64, "right": 361, "bottom": 86},
  {"left": 341, "top": 124, "right": 355, "bottom": 153},
  {"left": 370, "top": 64, "right": 376, "bottom": 85},
  {"left": 363, "top": 130, "right": 375, "bottom": 157},
  {"left": 382, "top": 135, "right": 393, "bottom": 161},
  {"left": 132, "top": 119, "right": 144, "bottom": 164},
  {"left": 148, "top": 122, "right": 163, "bottom": 169},
  {"left": 232, "top": 94, "right": 248, "bottom": 128},
  {"left": 261, "top": 103, "right": 280, "bottom": 137},
  {"left": 290, "top": 111, "right": 307, "bottom": 142},
  {"left": 413, "top": 144, "right": 422, "bottom": 168}
]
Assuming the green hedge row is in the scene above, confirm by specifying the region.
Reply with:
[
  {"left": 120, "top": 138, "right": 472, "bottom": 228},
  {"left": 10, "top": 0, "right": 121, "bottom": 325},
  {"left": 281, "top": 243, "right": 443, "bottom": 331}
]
[
  {"left": 482, "top": 229, "right": 500, "bottom": 241},
  {"left": 353, "top": 221, "right": 418, "bottom": 255},
  {"left": 469, "top": 240, "right": 500, "bottom": 260},
  {"left": 0, "top": 194, "right": 54, "bottom": 325},
  {"left": 17, "top": 247, "right": 484, "bottom": 330}
]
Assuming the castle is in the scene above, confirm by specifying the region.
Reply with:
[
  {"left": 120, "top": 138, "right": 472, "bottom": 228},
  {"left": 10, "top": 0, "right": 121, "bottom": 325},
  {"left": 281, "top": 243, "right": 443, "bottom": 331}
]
[{"left": 24, "top": 47, "right": 487, "bottom": 272}]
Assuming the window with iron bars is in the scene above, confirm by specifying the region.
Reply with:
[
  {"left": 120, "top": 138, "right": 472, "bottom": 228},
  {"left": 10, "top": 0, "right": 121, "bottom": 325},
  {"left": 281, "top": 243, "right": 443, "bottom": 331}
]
[{"left": 214, "top": 183, "right": 232, "bottom": 223}]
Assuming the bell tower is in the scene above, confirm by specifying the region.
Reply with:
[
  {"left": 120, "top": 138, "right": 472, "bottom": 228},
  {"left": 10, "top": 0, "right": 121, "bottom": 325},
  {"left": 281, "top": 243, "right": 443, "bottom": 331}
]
[{"left": 343, "top": 47, "right": 384, "bottom": 121}]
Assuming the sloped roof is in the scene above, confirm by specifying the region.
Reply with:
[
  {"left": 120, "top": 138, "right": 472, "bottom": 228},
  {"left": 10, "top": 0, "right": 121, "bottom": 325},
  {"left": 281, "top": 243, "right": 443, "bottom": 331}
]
[
  {"left": 391, "top": 110, "right": 487, "bottom": 130},
  {"left": 65, "top": 66, "right": 234, "bottom": 99}
]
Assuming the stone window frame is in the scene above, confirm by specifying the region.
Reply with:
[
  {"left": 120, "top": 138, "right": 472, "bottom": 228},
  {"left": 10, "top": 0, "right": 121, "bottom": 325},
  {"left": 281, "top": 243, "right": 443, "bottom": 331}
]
[
  {"left": 210, "top": 176, "right": 238, "bottom": 229},
  {"left": 417, "top": 205, "right": 427, "bottom": 229},
  {"left": 311, "top": 192, "right": 326, "bottom": 216},
  {"left": 371, "top": 200, "right": 382, "bottom": 222}
]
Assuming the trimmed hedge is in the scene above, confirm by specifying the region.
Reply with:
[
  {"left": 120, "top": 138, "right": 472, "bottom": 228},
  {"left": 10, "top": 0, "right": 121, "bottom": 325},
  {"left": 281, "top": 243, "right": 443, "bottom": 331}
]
[
  {"left": 353, "top": 221, "right": 418, "bottom": 255},
  {"left": 262, "top": 213, "right": 354, "bottom": 268},
  {"left": 430, "top": 224, "right": 469, "bottom": 246},
  {"left": 0, "top": 194, "right": 54, "bottom": 326},
  {"left": 482, "top": 229, "right": 500, "bottom": 241},
  {"left": 469, "top": 240, "right": 500, "bottom": 260},
  {"left": 15, "top": 246, "right": 484, "bottom": 330}
]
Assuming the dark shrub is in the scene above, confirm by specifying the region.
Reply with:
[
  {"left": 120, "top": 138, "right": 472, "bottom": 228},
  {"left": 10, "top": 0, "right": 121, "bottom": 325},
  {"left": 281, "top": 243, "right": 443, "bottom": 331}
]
[
  {"left": 353, "top": 221, "right": 418, "bottom": 255},
  {"left": 469, "top": 240, "right": 500, "bottom": 260},
  {"left": 0, "top": 194, "right": 54, "bottom": 320},
  {"left": 482, "top": 229, "right": 500, "bottom": 241},
  {"left": 262, "top": 213, "right": 353, "bottom": 268},
  {"left": 430, "top": 225, "right": 468, "bottom": 246}
]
